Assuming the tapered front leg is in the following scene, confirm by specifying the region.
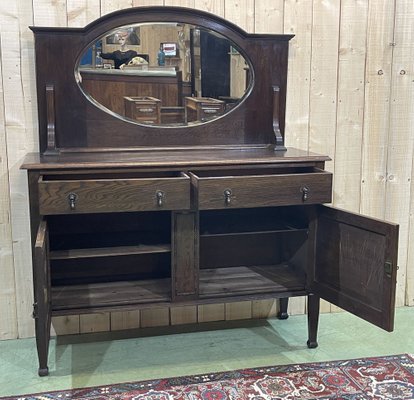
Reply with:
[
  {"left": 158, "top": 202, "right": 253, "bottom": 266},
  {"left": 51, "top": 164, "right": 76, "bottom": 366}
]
[
  {"left": 277, "top": 297, "right": 289, "bottom": 320},
  {"left": 307, "top": 294, "right": 320, "bottom": 348},
  {"left": 35, "top": 313, "right": 50, "bottom": 376}
]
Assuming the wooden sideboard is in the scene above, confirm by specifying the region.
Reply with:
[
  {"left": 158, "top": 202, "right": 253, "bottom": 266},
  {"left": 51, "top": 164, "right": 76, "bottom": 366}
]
[
  {"left": 185, "top": 97, "right": 226, "bottom": 122},
  {"left": 24, "top": 7, "right": 399, "bottom": 376},
  {"left": 80, "top": 69, "right": 184, "bottom": 116}
]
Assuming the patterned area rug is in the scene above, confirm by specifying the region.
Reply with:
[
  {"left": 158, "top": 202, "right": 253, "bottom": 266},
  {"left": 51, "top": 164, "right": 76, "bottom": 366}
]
[{"left": 2, "top": 354, "right": 414, "bottom": 399}]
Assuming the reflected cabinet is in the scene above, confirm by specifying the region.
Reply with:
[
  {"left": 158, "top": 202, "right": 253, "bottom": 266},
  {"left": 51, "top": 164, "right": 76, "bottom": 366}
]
[{"left": 23, "top": 6, "right": 398, "bottom": 376}]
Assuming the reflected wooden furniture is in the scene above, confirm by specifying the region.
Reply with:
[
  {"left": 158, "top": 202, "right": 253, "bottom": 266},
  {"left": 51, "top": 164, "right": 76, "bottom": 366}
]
[
  {"left": 24, "top": 6, "right": 398, "bottom": 377},
  {"left": 185, "top": 97, "right": 226, "bottom": 122},
  {"left": 124, "top": 96, "right": 161, "bottom": 124},
  {"left": 160, "top": 106, "right": 186, "bottom": 124},
  {"left": 80, "top": 69, "right": 183, "bottom": 117}
]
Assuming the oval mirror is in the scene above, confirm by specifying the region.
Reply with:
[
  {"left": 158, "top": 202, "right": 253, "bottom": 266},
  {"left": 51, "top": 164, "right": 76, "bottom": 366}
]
[{"left": 76, "top": 22, "right": 251, "bottom": 127}]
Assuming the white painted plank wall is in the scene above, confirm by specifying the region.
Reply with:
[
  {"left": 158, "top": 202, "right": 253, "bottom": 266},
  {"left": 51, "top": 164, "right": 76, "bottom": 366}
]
[{"left": 0, "top": 0, "right": 412, "bottom": 339}]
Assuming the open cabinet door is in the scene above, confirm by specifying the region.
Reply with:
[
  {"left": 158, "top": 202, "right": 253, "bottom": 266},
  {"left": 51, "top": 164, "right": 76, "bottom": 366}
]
[
  {"left": 33, "top": 219, "right": 52, "bottom": 376},
  {"left": 311, "top": 206, "right": 398, "bottom": 331}
]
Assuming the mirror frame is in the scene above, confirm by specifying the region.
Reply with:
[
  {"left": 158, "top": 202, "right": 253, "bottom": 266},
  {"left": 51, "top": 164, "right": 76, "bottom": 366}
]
[{"left": 30, "top": 6, "right": 293, "bottom": 154}]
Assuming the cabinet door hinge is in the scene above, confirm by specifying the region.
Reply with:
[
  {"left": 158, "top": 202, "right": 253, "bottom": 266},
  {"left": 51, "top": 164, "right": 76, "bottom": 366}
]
[{"left": 32, "top": 302, "right": 38, "bottom": 319}]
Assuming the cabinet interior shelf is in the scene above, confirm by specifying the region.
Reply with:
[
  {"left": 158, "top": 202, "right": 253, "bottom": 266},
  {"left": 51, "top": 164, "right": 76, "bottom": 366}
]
[
  {"left": 199, "top": 265, "right": 305, "bottom": 297},
  {"left": 51, "top": 264, "right": 305, "bottom": 313},
  {"left": 50, "top": 244, "right": 171, "bottom": 260}
]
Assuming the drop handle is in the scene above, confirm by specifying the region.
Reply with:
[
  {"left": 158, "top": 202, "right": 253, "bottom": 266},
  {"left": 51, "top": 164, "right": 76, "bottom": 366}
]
[
  {"left": 224, "top": 189, "right": 232, "bottom": 206},
  {"left": 301, "top": 186, "right": 310, "bottom": 202},
  {"left": 156, "top": 190, "right": 165, "bottom": 207},
  {"left": 68, "top": 193, "right": 77, "bottom": 210}
]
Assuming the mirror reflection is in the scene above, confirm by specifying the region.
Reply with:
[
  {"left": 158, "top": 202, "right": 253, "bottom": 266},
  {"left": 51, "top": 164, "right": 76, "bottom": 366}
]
[{"left": 77, "top": 23, "right": 250, "bottom": 126}]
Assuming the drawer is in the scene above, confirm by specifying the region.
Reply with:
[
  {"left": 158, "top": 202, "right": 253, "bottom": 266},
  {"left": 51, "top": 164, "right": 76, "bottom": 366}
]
[
  {"left": 199, "top": 106, "right": 224, "bottom": 120},
  {"left": 38, "top": 172, "right": 190, "bottom": 215},
  {"left": 134, "top": 105, "right": 159, "bottom": 117},
  {"left": 190, "top": 167, "right": 332, "bottom": 210}
]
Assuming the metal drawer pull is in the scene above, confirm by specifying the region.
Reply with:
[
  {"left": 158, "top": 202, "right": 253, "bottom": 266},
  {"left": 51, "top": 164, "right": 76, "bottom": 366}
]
[
  {"left": 156, "top": 190, "right": 165, "bottom": 207},
  {"left": 224, "top": 189, "right": 232, "bottom": 206},
  {"left": 301, "top": 186, "right": 310, "bottom": 202},
  {"left": 68, "top": 193, "right": 77, "bottom": 210},
  {"left": 137, "top": 108, "right": 155, "bottom": 113},
  {"left": 203, "top": 108, "right": 218, "bottom": 114}
]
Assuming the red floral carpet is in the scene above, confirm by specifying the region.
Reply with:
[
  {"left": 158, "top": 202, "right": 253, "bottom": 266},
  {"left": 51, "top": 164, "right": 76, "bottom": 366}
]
[{"left": 2, "top": 354, "right": 414, "bottom": 400}]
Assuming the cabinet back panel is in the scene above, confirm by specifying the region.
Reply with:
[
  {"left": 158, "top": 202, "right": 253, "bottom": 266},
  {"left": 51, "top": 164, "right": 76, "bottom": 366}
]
[
  {"left": 48, "top": 211, "right": 171, "bottom": 248},
  {"left": 200, "top": 230, "right": 308, "bottom": 269},
  {"left": 200, "top": 206, "right": 309, "bottom": 235},
  {"left": 51, "top": 253, "right": 171, "bottom": 286}
]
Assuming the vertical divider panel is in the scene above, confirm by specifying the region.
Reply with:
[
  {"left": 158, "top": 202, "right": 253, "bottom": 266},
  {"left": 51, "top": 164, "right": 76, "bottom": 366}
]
[{"left": 172, "top": 211, "right": 199, "bottom": 300}]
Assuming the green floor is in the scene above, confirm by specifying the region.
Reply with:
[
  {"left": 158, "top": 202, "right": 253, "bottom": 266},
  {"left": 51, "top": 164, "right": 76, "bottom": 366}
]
[{"left": 1, "top": 307, "right": 413, "bottom": 397}]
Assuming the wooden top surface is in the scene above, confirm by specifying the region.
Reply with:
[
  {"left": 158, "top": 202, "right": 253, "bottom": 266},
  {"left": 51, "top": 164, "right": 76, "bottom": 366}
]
[{"left": 21, "top": 146, "right": 330, "bottom": 171}]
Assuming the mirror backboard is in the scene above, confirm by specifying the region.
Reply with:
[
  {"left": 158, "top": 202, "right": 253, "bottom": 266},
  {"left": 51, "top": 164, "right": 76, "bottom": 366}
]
[{"left": 30, "top": 6, "right": 293, "bottom": 153}]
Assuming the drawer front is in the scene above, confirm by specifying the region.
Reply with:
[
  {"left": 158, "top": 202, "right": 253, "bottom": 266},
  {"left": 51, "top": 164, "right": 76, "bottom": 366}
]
[
  {"left": 39, "top": 175, "right": 190, "bottom": 215},
  {"left": 199, "top": 107, "right": 223, "bottom": 120},
  {"left": 192, "top": 170, "right": 332, "bottom": 210},
  {"left": 134, "top": 105, "right": 159, "bottom": 117}
]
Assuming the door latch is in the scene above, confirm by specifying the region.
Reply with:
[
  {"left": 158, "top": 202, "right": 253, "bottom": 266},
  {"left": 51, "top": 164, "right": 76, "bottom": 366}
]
[{"left": 384, "top": 261, "right": 393, "bottom": 278}]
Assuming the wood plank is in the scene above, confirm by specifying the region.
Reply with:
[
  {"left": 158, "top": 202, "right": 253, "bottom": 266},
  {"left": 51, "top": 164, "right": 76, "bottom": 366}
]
[
  {"left": 51, "top": 279, "right": 171, "bottom": 310},
  {"left": 51, "top": 315, "right": 80, "bottom": 336},
  {"left": 101, "top": 0, "right": 133, "bottom": 16},
  {"left": 224, "top": 0, "right": 254, "bottom": 33},
  {"left": 172, "top": 212, "right": 198, "bottom": 300},
  {"left": 330, "top": 0, "right": 369, "bottom": 313},
  {"left": 308, "top": 0, "right": 341, "bottom": 314},
  {"left": 33, "top": 0, "right": 67, "bottom": 26},
  {"left": 198, "top": 303, "right": 225, "bottom": 322},
  {"left": 165, "top": 0, "right": 195, "bottom": 6},
  {"left": 170, "top": 305, "right": 197, "bottom": 325},
  {"left": 287, "top": 296, "right": 306, "bottom": 316},
  {"left": 80, "top": 312, "right": 110, "bottom": 333},
  {"left": 140, "top": 307, "right": 170, "bottom": 327},
  {"left": 110, "top": 310, "right": 141, "bottom": 330},
  {"left": 225, "top": 301, "right": 251, "bottom": 320},
  {"left": 282, "top": 0, "right": 314, "bottom": 316},
  {"left": 360, "top": 0, "right": 395, "bottom": 220},
  {"left": 252, "top": 299, "right": 276, "bottom": 319},
  {"left": 308, "top": 0, "right": 340, "bottom": 169},
  {"left": 50, "top": 244, "right": 171, "bottom": 260},
  {"left": 283, "top": 0, "right": 313, "bottom": 150},
  {"left": 194, "top": 0, "right": 224, "bottom": 17},
  {"left": 67, "top": 0, "right": 101, "bottom": 28},
  {"left": 0, "top": 11, "right": 18, "bottom": 339},
  {"left": 132, "top": 0, "right": 164, "bottom": 6},
  {"left": 333, "top": 0, "right": 368, "bottom": 212},
  {"left": 254, "top": 0, "right": 284, "bottom": 34},
  {"left": 199, "top": 266, "right": 305, "bottom": 298},
  {"left": 2, "top": 0, "right": 39, "bottom": 339},
  {"left": 385, "top": 0, "right": 414, "bottom": 307}
]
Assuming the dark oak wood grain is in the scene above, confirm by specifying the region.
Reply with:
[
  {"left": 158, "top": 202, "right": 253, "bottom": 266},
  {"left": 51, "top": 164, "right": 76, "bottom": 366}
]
[
  {"left": 23, "top": 6, "right": 399, "bottom": 377},
  {"left": 38, "top": 174, "right": 190, "bottom": 214}
]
